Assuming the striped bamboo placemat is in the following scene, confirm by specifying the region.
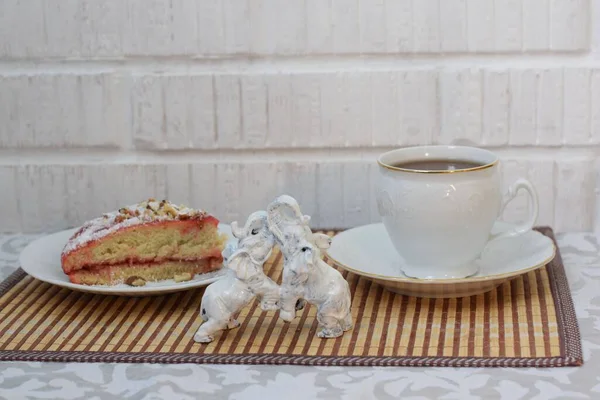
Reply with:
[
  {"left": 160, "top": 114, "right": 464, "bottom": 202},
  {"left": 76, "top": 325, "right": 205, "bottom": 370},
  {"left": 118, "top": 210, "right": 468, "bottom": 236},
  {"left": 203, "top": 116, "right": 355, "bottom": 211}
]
[{"left": 0, "top": 227, "right": 582, "bottom": 367}]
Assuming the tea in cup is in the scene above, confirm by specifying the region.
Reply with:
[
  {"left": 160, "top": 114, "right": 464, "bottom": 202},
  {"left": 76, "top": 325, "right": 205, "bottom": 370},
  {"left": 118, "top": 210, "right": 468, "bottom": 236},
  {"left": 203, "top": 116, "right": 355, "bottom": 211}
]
[{"left": 375, "top": 145, "right": 538, "bottom": 279}]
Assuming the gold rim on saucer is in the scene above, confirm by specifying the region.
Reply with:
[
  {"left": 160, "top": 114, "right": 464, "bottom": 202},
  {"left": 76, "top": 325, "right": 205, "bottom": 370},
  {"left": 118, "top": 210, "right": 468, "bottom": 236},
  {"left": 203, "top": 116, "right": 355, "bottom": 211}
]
[{"left": 324, "top": 242, "right": 556, "bottom": 285}]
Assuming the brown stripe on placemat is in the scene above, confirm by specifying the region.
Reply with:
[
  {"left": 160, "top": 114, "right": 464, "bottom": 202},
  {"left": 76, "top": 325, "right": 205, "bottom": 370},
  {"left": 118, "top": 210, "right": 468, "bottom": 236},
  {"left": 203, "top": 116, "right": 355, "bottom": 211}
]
[
  {"left": 428, "top": 298, "right": 444, "bottom": 357},
  {"left": 0, "top": 227, "right": 583, "bottom": 367},
  {"left": 0, "top": 278, "right": 45, "bottom": 338},
  {"left": 465, "top": 296, "right": 477, "bottom": 354},
  {"left": 347, "top": 278, "right": 373, "bottom": 354},
  {"left": 436, "top": 298, "right": 450, "bottom": 357},
  {"left": 83, "top": 296, "right": 129, "bottom": 352},
  {"left": 467, "top": 296, "right": 477, "bottom": 355},
  {"left": 96, "top": 297, "right": 139, "bottom": 353},
  {"left": 153, "top": 289, "right": 197, "bottom": 353},
  {"left": 0, "top": 275, "right": 37, "bottom": 317},
  {"left": 72, "top": 296, "right": 122, "bottom": 351},
  {"left": 355, "top": 279, "right": 379, "bottom": 355},
  {"left": 0, "top": 268, "right": 27, "bottom": 298},
  {"left": 10, "top": 287, "right": 73, "bottom": 351},
  {"left": 406, "top": 297, "right": 423, "bottom": 357},
  {"left": 475, "top": 294, "right": 485, "bottom": 357},
  {"left": 0, "top": 275, "right": 36, "bottom": 319},
  {"left": 0, "top": 283, "right": 60, "bottom": 350},
  {"left": 256, "top": 308, "right": 281, "bottom": 354},
  {"left": 243, "top": 305, "right": 276, "bottom": 354},
  {"left": 50, "top": 293, "right": 103, "bottom": 351},
  {"left": 510, "top": 279, "right": 522, "bottom": 357},
  {"left": 392, "top": 295, "right": 410, "bottom": 354},
  {"left": 483, "top": 292, "right": 491, "bottom": 357},
  {"left": 207, "top": 299, "right": 234, "bottom": 354},
  {"left": 382, "top": 291, "right": 402, "bottom": 356},
  {"left": 299, "top": 315, "right": 321, "bottom": 357},
  {"left": 165, "top": 290, "right": 203, "bottom": 354},
  {"left": 412, "top": 297, "right": 429, "bottom": 355},
  {"left": 542, "top": 268, "right": 561, "bottom": 354},
  {"left": 442, "top": 297, "right": 457, "bottom": 356},
  {"left": 137, "top": 293, "right": 183, "bottom": 353},
  {"left": 523, "top": 273, "right": 537, "bottom": 357},
  {"left": 2, "top": 284, "right": 64, "bottom": 350},
  {"left": 489, "top": 289, "right": 500, "bottom": 358},
  {"left": 535, "top": 268, "right": 552, "bottom": 356},
  {"left": 497, "top": 283, "right": 506, "bottom": 357},
  {"left": 111, "top": 297, "right": 153, "bottom": 352},
  {"left": 362, "top": 284, "right": 384, "bottom": 356},
  {"left": 518, "top": 277, "right": 532, "bottom": 357},
  {"left": 452, "top": 297, "right": 463, "bottom": 357},
  {"left": 44, "top": 292, "right": 97, "bottom": 351},
  {"left": 284, "top": 301, "right": 312, "bottom": 355},
  {"left": 394, "top": 295, "right": 412, "bottom": 354},
  {"left": 36, "top": 290, "right": 84, "bottom": 351},
  {"left": 528, "top": 271, "right": 544, "bottom": 355},
  {"left": 71, "top": 298, "right": 118, "bottom": 352},
  {"left": 377, "top": 287, "right": 396, "bottom": 357},
  {"left": 303, "top": 312, "right": 322, "bottom": 356},
  {"left": 331, "top": 270, "right": 361, "bottom": 356},
  {"left": 420, "top": 297, "right": 437, "bottom": 357},
  {"left": 271, "top": 300, "right": 294, "bottom": 355},
  {"left": 173, "top": 294, "right": 204, "bottom": 355},
  {"left": 458, "top": 295, "right": 471, "bottom": 357}
]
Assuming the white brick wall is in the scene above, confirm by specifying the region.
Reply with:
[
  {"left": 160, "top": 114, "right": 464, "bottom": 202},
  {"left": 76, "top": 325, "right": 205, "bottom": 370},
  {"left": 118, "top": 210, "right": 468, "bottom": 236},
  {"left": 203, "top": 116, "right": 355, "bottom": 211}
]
[{"left": 0, "top": 0, "right": 599, "bottom": 233}]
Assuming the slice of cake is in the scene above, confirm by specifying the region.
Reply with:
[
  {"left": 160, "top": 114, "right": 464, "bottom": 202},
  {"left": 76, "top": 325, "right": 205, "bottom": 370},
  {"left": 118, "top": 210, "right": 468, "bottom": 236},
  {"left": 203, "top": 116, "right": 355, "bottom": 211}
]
[{"left": 61, "top": 199, "right": 228, "bottom": 286}]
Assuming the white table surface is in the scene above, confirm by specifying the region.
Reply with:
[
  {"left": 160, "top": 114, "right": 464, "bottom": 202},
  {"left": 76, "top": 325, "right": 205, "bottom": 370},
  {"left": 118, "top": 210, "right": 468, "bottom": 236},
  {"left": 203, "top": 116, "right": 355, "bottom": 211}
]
[{"left": 1, "top": 232, "right": 599, "bottom": 400}]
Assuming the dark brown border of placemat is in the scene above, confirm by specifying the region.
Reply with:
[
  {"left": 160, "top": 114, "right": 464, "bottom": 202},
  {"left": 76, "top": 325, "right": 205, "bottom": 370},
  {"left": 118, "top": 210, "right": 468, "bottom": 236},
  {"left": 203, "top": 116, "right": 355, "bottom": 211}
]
[{"left": 0, "top": 227, "right": 583, "bottom": 367}]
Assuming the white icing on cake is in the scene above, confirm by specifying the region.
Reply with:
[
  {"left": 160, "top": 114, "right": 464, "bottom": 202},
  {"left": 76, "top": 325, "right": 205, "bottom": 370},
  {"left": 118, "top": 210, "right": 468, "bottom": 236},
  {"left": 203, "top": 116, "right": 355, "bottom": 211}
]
[{"left": 62, "top": 199, "right": 208, "bottom": 256}]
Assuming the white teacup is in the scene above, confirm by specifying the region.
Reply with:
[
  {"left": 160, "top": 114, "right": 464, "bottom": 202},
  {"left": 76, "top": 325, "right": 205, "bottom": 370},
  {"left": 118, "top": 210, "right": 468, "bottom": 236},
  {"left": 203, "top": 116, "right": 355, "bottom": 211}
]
[{"left": 375, "top": 145, "right": 538, "bottom": 279}]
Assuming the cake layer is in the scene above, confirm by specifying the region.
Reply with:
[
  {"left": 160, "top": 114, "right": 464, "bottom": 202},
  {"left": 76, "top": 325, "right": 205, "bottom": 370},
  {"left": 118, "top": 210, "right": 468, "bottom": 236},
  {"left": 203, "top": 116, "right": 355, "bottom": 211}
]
[
  {"left": 67, "top": 258, "right": 223, "bottom": 286},
  {"left": 61, "top": 199, "right": 228, "bottom": 277},
  {"left": 62, "top": 219, "right": 225, "bottom": 274}
]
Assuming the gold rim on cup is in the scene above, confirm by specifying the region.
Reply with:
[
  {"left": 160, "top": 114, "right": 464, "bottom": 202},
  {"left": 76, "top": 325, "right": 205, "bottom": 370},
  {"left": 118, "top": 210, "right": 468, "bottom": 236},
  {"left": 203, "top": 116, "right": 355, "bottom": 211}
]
[{"left": 377, "top": 145, "right": 500, "bottom": 174}]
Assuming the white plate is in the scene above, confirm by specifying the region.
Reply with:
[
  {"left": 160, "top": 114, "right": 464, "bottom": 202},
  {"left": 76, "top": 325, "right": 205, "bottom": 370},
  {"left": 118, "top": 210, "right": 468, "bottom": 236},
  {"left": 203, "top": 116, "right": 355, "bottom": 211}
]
[
  {"left": 19, "top": 224, "right": 235, "bottom": 296},
  {"left": 325, "top": 221, "right": 556, "bottom": 298}
]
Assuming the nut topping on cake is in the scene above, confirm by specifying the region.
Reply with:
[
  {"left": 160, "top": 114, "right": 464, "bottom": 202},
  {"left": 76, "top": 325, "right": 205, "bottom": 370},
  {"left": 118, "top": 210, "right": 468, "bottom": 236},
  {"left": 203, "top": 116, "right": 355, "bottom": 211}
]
[
  {"left": 173, "top": 272, "right": 193, "bottom": 282},
  {"left": 62, "top": 198, "right": 209, "bottom": 256},
  {"left": 125, "top": 276, "right": 147, "bottom": 287}
]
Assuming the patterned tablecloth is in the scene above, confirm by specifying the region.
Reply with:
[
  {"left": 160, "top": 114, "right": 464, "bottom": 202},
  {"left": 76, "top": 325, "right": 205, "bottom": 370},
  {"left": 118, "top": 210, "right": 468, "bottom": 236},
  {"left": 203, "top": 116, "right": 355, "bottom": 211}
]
[{"left": 1, "top": 232, "right": 599, "bottom": 400}]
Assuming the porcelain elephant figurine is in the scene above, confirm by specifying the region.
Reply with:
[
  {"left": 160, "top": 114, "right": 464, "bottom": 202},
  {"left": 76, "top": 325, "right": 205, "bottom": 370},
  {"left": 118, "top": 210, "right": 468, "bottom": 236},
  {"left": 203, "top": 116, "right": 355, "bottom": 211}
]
[
  {"left": 194, "top": 210, "right": 279, "bottom": 343},
  {"left": 267, "top": 194, "right": 353, "bottom": 338}
]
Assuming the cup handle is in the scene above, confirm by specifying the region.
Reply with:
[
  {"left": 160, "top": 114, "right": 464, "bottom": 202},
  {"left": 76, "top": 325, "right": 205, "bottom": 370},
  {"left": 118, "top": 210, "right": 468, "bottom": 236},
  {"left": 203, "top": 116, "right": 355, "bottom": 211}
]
[{"left": 488, "top": 178, "right": 539, "bottom": 243}]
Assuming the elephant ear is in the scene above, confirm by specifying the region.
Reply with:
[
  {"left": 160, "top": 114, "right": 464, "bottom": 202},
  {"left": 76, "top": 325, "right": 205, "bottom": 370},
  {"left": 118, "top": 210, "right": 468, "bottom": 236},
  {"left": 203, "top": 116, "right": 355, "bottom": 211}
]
[{"left": 227, "top": 250, "right": 254, "bottom": 281}]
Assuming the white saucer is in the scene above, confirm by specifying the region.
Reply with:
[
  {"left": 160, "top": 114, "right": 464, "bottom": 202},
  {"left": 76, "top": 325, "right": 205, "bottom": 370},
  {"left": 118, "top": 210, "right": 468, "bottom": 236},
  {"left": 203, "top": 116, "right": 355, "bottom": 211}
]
[
  {"left": 325, "top": 221, "right": 556, "bottom": 298},
  {"left": 19, "top": 224, "right": 235, "bottom": 296}
]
